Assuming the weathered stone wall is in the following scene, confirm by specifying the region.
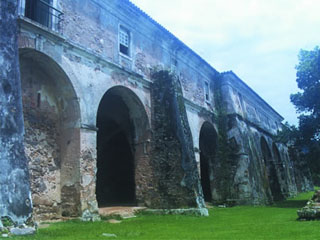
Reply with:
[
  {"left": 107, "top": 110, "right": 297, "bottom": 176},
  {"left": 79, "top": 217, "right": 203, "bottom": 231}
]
[
  {"left": 16, "top": 0, "right": 218, "bottom": 219},
  {"left": 289, "top": 148, "right": 314, "bottom": 193},
  {"left": 185, "top": 104, "right": 218, "bottom": 170},
  {"left": 221, "top": 72, "right": 283, "bottom": 135},
  {"left": 20, "top": 56, "right": 62, "bottom": 220},
  {"left": 9, "top": 0, "right": 313, "bottom": 222},
  {"left": 151, "top": 71, "right": 207, "bottom": 214},
  {"left": 19, "top": 49, "right": 82, "bottom": 221},
  {"left": 60, "top": 0, "right": 217, "bottom": 109},
  {"left": 17, "top": 16, "right": 155, "bottom": 220},
  {"left": 220, "top": 72, "right": 312, "bottom": 204},
  {"left": 226, "top": 118, "right": 284, "bottom": 204},
  {"left": 0, "top": 0, "right": 32, "bottom": 225}
]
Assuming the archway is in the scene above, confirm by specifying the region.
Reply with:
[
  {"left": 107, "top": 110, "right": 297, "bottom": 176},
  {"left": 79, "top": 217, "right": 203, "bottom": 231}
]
[
  {"left": 19, "top": 48, "right": 81, "bottom": 220},
  {"left": 96, "top": 86, "right": 149, "bottom": 207},
  {"left": 272, "top": 143, "right": 287, "bottom": 196},
  {"left": 199, "top": 122, "right": 217, "bottom": 202},
  {"left": 260, "top": 137, "right": 283, "bottom": 201}
]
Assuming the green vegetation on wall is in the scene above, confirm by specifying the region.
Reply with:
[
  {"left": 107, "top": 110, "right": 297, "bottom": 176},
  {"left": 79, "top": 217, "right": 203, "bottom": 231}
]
[
  {"left": 150, "top": 69, "right": 206, "bottom": 210},
  {"left": 211, "top": 74, "right": 239, "bottom": 203}
]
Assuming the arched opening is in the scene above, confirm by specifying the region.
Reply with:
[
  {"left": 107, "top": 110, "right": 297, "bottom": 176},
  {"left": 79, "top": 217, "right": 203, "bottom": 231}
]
[
  {"left": 19, "top": 48, "right": 81, "bottom": 220},
  {"left": 199, "top": 122, "right": 217, "bottom": 202},
  {"left": 260, "top": 137, "right": 283, "bottom": 202},
  {"left": 96, "top": 86, "right": 149, "bottom": 207},
  {"left": 272, "top": 143, "right": 287, "bottom": 195}
]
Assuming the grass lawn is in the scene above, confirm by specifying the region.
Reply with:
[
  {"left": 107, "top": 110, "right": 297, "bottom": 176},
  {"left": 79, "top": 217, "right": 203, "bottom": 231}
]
[{"left": 11, "top": 190, "right": 319, "bottom": 240}]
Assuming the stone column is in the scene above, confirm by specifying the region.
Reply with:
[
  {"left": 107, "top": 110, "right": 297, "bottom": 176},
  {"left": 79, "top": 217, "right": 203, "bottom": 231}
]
[
  {"left": 79, "top": 128, "right": 100, "bottom": 221},
  {"left": 0, "top": 0, "right": 33, "bottom": 226},
  {"left": 151, "top": 70, "right": 207, "bottom": 215},
  {"left": 194, "top": 151, "right": 201, "bottom": 174}
]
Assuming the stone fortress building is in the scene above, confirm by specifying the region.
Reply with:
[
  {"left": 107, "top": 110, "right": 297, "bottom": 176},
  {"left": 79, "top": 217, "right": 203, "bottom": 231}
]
[{"left": 9, "top": 0, "right": 313, "bottom": 222}]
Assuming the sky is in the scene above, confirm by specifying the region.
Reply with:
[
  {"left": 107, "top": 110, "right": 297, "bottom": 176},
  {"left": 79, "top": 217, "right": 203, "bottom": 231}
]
[{"left": 130, "top": 0, "right": 320, "bottom": 125}]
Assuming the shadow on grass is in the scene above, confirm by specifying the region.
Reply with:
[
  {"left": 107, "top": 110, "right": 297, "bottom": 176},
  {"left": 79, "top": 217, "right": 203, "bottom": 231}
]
[{"left": 273, "top": 199, "right": 308, "bottom": 209}]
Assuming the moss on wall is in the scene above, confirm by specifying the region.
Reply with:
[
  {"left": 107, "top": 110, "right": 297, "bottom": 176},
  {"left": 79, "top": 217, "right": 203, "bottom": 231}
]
[
  {"left": 210, "top": 75, "right": 239, "bottom": 203},
  {"left": 150, "top": 70, "right": 206, "bottom": 211}
]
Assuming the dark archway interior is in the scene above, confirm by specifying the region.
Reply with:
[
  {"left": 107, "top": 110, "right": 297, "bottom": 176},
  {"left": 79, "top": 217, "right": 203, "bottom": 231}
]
[
  {"left": 273, "top": 144, "right": 287, "bottom": 195},
  {"left": 273, "top": 144, "right": 285, "bottom": 180},
  {"left": 200, "top": 151, "right": 212, "bottom": 202},
  {"left": 199, "top": 122, "right": 217, "bottom": 202},
  {"left": 261, "top": 138, "right": 284, "bottom": 201},
  {"left": 96, "top": 93, "right": 136, "bottom": 207}
]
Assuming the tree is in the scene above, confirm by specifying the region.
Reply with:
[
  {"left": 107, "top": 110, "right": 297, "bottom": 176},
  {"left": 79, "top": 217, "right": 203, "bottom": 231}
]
[
  {"left": 289, "top": 46, "right": 320, "bottom": 184},
  {"left": 291, "top": 46, "right": 320, "bottom": 141}
]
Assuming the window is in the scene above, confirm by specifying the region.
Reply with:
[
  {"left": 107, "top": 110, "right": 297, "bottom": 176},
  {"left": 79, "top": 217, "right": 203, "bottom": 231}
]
[
  {"left": 25, "top": 0, "right": 51, "bottom": 27},
  {"left": 204, "top": 81, "right": 210, "bottom": 101},
  {"left": 119, "top": 26, "right": 130, "bottom": 56},
  {"left": 23, "top": 0, "right": 63, "bottom": 32}
]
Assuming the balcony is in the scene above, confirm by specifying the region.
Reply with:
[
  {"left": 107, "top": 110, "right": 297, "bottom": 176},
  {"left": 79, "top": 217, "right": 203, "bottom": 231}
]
[{"left": 19, "top": 0, "right": 63, "bottom": 33}]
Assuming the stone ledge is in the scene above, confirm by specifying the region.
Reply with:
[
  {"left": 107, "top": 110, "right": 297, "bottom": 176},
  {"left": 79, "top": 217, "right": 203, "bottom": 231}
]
[
  {"left": 145, "top": 208, "right": 209, "bottom": 216},
  {"left": 10, "top": 227, "right": 36, "bottom": 236},
  {"left": 0, "top": 223, "right": 36, "bottom": 237}
]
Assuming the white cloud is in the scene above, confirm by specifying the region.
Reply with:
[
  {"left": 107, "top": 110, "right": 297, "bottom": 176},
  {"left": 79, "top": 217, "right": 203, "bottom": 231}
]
[{"left": 130, "top": 0, "right": 320, "bottom": 124}]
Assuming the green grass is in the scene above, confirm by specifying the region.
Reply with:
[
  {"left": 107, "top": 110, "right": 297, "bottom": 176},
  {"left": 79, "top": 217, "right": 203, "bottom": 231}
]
[{"left": 11, "top": 190, "right": 320, "bottom": 240}]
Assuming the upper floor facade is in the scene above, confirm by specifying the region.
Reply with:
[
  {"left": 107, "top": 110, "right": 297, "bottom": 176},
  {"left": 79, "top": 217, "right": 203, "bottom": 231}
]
[{"left": 17, "top": 0, "right": 285, "bottom": 137}]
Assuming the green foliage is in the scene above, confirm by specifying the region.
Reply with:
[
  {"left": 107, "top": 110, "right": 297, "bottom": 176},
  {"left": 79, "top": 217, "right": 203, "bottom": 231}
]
[
  {"left": 1, "top": 228, "right": 9, "bottom": 234},
  {"left": 1, "top": 217, "right": 13, "bottom": 227},
  {"left": 288, "top": 46, "right": 320, "bottom": 184},
  {"left": 275, "top": 121, "right": 320, "bottom": 184},
  {"left": 291, "top": 46, "right": 320, "bottom": 141},
  {"left": 11, "top": 190, "right": 320, "bottom": 240},
  {"left": 274, "top": 122, "right": 300, "bottom": 145}
]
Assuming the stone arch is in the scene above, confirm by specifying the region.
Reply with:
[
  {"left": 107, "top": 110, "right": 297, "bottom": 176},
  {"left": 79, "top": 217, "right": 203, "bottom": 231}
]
[
  {"left": 96, "top": 86, "right": 151, "bottom": 207},
  {"left": 272, "top": 143, "right": 287, "bottom": 196},
  {"left": 19, "top": 48, "right": 81, "bottom": 220},
  {"left": 260, "top": 137, "right": 283, "bottom": 202},
  {"left": 199, "top": 121, "right": 218, "bottom": 202}
]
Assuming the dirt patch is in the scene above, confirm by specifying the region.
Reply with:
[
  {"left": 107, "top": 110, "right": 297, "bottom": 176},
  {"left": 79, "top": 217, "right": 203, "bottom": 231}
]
[{"left": 99, "top": 206, "right": 146, "bottom": 218}]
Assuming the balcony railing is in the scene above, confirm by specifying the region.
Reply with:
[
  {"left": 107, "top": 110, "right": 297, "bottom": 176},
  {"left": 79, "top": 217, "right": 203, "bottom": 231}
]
[{"left": 19, "top": 0, "right": 63, "bottom": 33}]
